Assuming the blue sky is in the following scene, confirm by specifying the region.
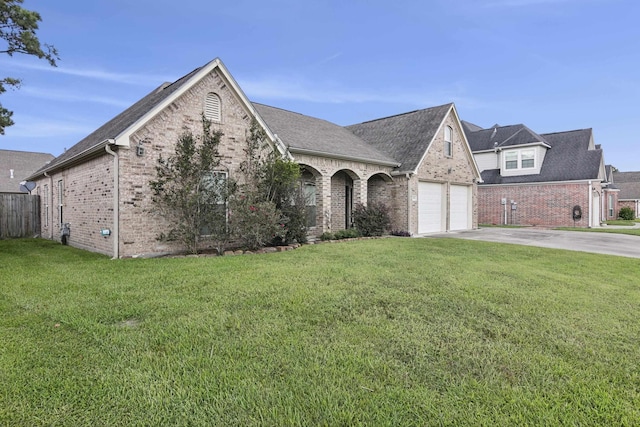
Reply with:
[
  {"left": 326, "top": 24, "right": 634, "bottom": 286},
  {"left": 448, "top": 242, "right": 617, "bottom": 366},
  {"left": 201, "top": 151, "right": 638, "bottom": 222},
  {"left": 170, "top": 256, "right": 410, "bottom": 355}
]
[{"left": 1, "top": 0, "right": 639, "bottom": 171}]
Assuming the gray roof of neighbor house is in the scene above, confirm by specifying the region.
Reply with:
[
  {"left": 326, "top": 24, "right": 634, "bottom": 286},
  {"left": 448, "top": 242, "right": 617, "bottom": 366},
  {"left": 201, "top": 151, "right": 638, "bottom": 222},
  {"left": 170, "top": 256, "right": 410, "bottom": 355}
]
[
  {"left": 31, "top": 66, "right": 203, "bottom": 177},
  {"left": 253, "top": 103, "right": 399, "bottom": 166},
  {"left": 466, "top": 124, "right": 550, "bottom": 152},
  {"left": 461, "top": 120, "right": 484, "bottom": 133},
  {"left": 346, "top": 103, "right": 453, "bottom": 173},
  {"left": 0, "top": 149, "right": 54, "bottom": 192},
  {"left": 477, "top": 128, "right": 603, "bottom": 184},
  {"left": 612, "top": 171, "right": 640, "bottom": 200}
]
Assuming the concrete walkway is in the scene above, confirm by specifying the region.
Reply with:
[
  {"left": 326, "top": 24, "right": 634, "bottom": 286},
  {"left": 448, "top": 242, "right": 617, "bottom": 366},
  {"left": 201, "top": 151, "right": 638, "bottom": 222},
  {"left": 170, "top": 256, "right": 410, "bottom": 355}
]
[{"left": 427, "top": 226, "right": 640, "bottom": 259}]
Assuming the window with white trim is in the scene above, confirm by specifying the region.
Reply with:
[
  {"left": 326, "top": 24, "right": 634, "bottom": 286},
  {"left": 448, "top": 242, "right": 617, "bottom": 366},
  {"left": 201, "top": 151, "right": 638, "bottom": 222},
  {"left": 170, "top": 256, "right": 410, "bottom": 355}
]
[
  {"left": 608, "top": 194, "right": 614, "bottom": 217},
  {"left": 200, "top": 171, "right": 228, "bottom": 236},
  {"left": 504, "top": 149, "right": 535, "bottom": 170},
  {"left": 444, "top": 126, "right": 453, "bottom": 157},
  {"left": 57, "top": 179, "right": 64, "bottom": 224},
  {"left": 303, "top": 181, "right": 316, "bottom": 227},
  {"left": 43, "top": 184, "right": 49, "bottom": 227},
  {"left": 204, "top": 92, "right": 221, "bottom": 122}
]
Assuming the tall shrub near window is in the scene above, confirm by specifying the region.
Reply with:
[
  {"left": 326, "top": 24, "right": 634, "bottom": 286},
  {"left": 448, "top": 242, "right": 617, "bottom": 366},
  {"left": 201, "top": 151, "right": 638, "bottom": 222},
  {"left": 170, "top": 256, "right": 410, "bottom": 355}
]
[{"left": 149, "top": 115, "right": 234, "bottom": 254}]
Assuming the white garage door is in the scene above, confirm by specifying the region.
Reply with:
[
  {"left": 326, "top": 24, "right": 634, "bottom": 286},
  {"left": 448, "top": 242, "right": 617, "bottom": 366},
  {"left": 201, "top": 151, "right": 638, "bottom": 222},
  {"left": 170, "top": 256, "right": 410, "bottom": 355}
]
[
  {"left": 418, "top": 182, "right": 443, "bottom": 233},
  {"left": 450, "top": 185, "right": 470, "bottom": 231}
]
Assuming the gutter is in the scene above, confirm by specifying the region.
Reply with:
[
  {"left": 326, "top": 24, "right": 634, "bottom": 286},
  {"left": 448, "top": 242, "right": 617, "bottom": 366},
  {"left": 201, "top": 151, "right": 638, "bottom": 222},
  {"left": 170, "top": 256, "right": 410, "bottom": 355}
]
[
  {"left": 28, "top": 139, "right": 116, "bottom": 180},
  {"left": 104, "top": 141, "right": 119, "bottom": 259},
  {"left": 288, "top": 146, "right": 400, "bottom": 168}
]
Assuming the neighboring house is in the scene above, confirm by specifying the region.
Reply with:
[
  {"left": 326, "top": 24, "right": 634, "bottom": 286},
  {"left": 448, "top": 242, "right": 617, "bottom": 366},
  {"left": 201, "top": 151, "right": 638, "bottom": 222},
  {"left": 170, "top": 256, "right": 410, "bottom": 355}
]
[
  {"left": 463, "top": 122, "right": 616, "bottom": 227},
  {"left": 28, "top": 58, "right": 480, "bottom": 258},
  {"left": 612, "top": 171, "right": 640, "bottom": 218},
  {"left": 0, "top": 149, "right": 54, "bottom": 193}
]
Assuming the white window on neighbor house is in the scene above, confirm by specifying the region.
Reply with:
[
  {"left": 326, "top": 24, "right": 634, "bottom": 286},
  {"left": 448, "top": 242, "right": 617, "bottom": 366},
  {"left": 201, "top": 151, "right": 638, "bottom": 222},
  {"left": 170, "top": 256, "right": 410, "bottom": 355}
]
[
  {"left": 444, "top": 126, "right": 453, "bottom": 157},
  {"left": 204, "top": 92, "right": 221, "bottom": 122},
  {"left": 608, "top": 194, "right": 614, "bottom": 217},
  {"left": 504, "top": 149, "right": 535, "bottom": 170}
]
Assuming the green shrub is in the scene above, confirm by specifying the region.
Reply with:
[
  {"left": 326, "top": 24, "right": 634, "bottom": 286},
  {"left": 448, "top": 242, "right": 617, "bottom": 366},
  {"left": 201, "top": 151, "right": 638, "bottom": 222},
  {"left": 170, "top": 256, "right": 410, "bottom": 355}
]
[
  {"left": 230, "top": 196, "right": 285, "bottom": 251},
  {"left": 619, "top": 206, "right": 635, "bottom": 220},
  {"left": 320, "top": 232, "right": 335, "bottom": 241},
  {"left": 333, "top": 228, "right": 361, "bottom": 239},
  {"left": 352, "top": 202, "right": 391, "bottom": 237}
]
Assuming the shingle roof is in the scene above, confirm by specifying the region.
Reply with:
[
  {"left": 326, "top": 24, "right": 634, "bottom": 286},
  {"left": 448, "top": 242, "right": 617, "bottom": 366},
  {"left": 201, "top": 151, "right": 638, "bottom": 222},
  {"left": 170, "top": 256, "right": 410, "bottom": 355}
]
[
  {"left": 466, "top": 124, "right": 550, "bottom": 152},
  {"left": 253, "top": 103, "right": 399, "bottom": 166},
  {"left": 461, "top": 120, "right": 483, "bottom": 133},
  {"left": 479, "top": 129, "right": 603, "bottom": 184},
  {"left": 612, "top": 171, "right": 640, "bottom": 200},
  {"left": 346, "top": 103, "right": 453, "bottom": 173},
  {"left": 32, "top": 66, "right": 203, "bottom": 176},
  {"left": 0, "top": 149, "right": 54, "bottom": 192}
]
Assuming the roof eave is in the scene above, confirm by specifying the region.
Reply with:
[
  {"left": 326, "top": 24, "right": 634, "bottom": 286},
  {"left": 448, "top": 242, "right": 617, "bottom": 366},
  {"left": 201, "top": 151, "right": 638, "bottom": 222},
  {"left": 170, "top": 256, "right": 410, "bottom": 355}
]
[
  {"left": 289, "top": 146, "right": 400, "bottom": 168},
  {"left": 27, "top": 139, "right": 115, "bottom": 180}
]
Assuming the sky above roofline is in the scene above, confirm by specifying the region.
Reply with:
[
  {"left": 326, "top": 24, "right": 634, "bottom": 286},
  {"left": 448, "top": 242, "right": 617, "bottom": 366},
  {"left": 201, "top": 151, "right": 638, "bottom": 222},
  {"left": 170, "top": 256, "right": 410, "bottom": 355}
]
[{"left": 1, "top": 0, "right": 638, "bottom": 171}]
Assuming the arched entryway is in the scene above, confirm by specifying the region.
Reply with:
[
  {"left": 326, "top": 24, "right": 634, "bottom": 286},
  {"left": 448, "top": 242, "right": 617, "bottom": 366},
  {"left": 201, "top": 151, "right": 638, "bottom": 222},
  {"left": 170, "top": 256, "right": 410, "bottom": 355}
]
[{"left": 331, "top": 169, "right": 359, "bottom": 230}]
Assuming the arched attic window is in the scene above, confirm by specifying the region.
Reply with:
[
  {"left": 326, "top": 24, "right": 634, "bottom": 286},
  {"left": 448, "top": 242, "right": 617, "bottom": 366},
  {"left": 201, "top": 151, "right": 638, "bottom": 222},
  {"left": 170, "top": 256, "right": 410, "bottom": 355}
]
[{"left": 204, "top": 92, "right": 221, "bottom": 122}]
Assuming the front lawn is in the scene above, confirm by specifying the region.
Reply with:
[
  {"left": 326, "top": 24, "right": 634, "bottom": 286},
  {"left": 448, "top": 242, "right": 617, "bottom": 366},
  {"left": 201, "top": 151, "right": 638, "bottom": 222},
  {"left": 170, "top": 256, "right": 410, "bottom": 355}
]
[
  {"left": 555, "top": 226, "right": 640, "bottom": 236},
  {"left": 2, "top": 238, "right": 640, "bottom": 425}
]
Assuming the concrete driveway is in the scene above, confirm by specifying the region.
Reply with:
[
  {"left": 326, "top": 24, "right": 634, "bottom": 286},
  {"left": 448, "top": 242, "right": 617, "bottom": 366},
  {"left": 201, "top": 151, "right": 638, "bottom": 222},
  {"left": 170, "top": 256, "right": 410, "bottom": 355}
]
[{"left": 427, "top": 226, "right": 640, "bottom": 259}]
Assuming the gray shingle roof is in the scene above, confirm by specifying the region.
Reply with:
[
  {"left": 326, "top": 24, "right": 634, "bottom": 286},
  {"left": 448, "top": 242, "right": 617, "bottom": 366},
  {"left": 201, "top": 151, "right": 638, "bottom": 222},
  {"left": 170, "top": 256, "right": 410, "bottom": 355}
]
[
  {"left": 254, "top": 103, "right": 399, "bottom": 166},
  {"left": 479, "top": 128, "right": 602, "bottom": 184},
  {"left": 612, "top": 171, "right": 640, "bottom": 200},
  {"left": 346, "top": 103, "right": 453, "bottom": 173},
  {"left": 31, "top": 66, "right": 203, "bottom": 177},
  {"left": 0, "top": 149, "right": 54, "bottom": 192},
  {"left": 466, "top": 124, "right": 550, "bottom": 152}
]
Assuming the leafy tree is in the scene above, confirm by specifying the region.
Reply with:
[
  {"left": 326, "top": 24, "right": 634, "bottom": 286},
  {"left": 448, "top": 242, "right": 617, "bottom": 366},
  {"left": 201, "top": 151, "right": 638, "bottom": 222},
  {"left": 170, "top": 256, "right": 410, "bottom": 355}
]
[
  {"left": 149, "top": 116, "right": 234, "bottom": 254},
  {"left": 1, "top": 0, "right": 59, "bottom": 134},
  {"left": 232, "top": 119, "right": 307, "bottom": 247}
]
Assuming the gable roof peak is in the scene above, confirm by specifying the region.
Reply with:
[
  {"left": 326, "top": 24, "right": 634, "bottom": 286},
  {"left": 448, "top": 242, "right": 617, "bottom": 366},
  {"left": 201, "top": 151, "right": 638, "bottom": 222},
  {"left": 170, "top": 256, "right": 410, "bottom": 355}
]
[{"left": 353, "top": 102, "right": 453, "bottom": 126}]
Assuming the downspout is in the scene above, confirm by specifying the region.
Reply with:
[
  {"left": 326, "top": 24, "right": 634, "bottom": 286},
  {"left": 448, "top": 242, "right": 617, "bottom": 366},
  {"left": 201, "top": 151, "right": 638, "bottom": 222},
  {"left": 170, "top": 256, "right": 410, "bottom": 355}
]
[
  {"left": 105, "top": 142, "right": 119, "bottom": 259},
  {"left": 406, "top": 173, "right": 411, "bottom": 234},
  {"left": 44, "top": 171, "right": 53, "bottom": 239},
  {"left": 587, "top": 180, "right": 592, "bottom": 228}
]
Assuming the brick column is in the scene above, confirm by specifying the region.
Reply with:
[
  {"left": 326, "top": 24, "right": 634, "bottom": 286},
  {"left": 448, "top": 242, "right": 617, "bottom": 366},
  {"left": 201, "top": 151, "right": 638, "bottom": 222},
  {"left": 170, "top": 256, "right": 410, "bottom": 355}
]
[
  {"left": 353, "top": 178, "right": 367, "bottom": 207},
  {"left": 318, "top": 174, "right": 332, "bottom": 232}
]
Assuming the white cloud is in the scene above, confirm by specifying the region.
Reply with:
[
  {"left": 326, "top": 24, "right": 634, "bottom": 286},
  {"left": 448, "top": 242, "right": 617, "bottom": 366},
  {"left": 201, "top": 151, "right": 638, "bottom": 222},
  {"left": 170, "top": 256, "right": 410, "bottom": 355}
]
[
  {"left": 238, "top": 74, "right": 483, "bottom": 110},
  {"left": 21, "top": 86, "right": 132, "bottom": 108},
  {"left": 5, "top": 117, "right": 94, "bottom": 139},
  {"left": 0, "top": 59, "right": 173, "bottom": 86}
]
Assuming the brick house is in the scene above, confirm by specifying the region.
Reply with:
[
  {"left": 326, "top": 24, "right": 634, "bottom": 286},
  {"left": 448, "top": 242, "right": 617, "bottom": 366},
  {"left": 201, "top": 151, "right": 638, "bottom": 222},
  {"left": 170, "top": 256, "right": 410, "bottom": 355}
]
[
  {"left": 463, "top": 122, "right": 616, "bottom": 227},
  {"left": 28, "top": 58, "right": 480, "bottom": 258},
  {"left": 611, "top": 171, "right": 640, "bottom": 218},
  {"left": 0, "top": 149, "right": 54, "bottom": 193}
]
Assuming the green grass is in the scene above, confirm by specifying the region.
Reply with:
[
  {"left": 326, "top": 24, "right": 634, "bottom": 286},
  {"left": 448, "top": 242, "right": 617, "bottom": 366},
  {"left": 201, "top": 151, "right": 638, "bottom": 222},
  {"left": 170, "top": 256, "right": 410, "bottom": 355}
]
[
  {"left": 2, "top": 238, "right": 640, "bottom": 426},
  {"left": 605, "top": 219, "right": 640, "bottom": 226},
  {"left": 555, "top": 226, "right": 640, "bottom": 236}
]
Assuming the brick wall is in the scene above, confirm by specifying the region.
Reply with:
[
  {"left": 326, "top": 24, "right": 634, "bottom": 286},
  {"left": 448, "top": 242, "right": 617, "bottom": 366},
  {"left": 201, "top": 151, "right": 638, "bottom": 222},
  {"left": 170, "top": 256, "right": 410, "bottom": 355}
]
[
  {"left": 478, "top": 182, "right": 597, "bottom": 227},
  {"left": 410, "top": 110, "right": 478, "bottom": 234},
  {"left": 35, "top": 154, "right": 114, "bottom": 255},
  {"left": 117, "top": 68, "right": 256, "bottom": 257}
]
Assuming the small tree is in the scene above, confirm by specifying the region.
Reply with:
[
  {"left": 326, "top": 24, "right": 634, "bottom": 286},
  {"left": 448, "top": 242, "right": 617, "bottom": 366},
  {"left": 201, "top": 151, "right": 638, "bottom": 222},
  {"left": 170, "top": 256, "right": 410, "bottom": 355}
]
[
  {"left": 149, "top": 116, "right": 233, "bottom": 254},
  {"left": 232, "top": 119, "right": 307, "bottom": 247}
]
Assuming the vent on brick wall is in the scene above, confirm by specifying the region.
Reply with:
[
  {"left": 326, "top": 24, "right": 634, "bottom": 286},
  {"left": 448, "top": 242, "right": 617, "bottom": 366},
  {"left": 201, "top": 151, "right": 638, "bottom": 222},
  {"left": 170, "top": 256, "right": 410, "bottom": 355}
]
[{"left": 204, "top": 92, "right": 221, "bottom": 122}]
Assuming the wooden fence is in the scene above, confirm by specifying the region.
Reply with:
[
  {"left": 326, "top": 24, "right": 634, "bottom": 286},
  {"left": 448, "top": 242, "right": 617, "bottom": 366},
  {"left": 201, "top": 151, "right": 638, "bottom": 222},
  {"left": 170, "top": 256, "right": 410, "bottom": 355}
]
[{"left": 0, "top": 194, "right": 41, "bottom": 239}]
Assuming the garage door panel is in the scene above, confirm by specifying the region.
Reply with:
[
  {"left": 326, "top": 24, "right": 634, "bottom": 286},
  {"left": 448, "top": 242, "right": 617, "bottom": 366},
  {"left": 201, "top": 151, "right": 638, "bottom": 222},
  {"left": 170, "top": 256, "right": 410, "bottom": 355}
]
[
  {"left": 450, "top": 185, "right": 470, "bottom": 231},
  {"left": 418, "top": 182, "right": 443, "bottom": 233}
]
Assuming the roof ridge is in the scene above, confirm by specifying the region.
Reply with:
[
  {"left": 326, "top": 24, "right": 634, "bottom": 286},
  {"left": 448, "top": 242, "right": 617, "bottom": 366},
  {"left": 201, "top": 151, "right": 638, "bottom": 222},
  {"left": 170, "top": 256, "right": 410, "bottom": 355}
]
[
  {"left": 541, "top": 128, "right": 592, "bottom": 136},
  {"left": 350, "top": 103, "right": 453, "bottom": 126}
]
